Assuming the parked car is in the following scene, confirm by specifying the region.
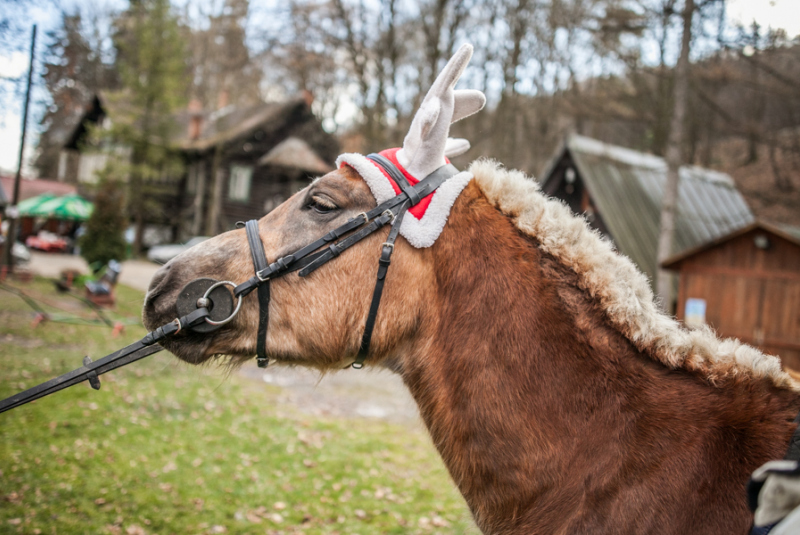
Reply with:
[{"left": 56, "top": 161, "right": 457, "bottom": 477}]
[
  {"left": 25, "top": 231, "right": 68, "bottom": 253},
  {"left": 147, "top": 236, "right": 210, "bottom": 264}
]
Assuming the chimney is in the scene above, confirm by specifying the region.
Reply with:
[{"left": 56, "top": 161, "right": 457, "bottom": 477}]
[{"left": 188, "top": 98, "right": 203, "bottom": 140}]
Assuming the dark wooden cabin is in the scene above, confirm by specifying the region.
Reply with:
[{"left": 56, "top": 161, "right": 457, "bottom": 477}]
[
  {"left": 58, "top": 93, "right": 338, "bottom": 243},
  {"left": 662, "top": 221, "right": 800, "bottom": 370}
]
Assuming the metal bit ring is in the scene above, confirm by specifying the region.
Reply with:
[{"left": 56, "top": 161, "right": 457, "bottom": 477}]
[{"left": 202, "top": 281, "right": 243, "bottom": 326}]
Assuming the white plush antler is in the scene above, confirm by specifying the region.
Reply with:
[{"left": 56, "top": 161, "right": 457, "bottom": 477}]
[{"left": 397, "top": 44, "right": 486, "bottom": 179}]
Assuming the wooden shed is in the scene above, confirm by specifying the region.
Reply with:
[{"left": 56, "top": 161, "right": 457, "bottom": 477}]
[
  {"left": 662, "top": 221, "right": 800, "bottom": 370},
  {"left": 540, "top": 134, "right": 753, "bottom": 308}
]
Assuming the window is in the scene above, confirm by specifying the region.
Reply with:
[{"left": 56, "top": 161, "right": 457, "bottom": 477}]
[{"left": 228, "top": 165, "right": 253, "bottom": 202}]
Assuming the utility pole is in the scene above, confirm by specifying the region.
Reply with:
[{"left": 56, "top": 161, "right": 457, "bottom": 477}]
[{"left": 2, "top": 25, "right": 37, "bottom": 272}]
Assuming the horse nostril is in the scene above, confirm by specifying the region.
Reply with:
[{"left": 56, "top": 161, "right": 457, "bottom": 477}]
[{"left": 148, "top": 263, "right": 172, "bottom": 293}]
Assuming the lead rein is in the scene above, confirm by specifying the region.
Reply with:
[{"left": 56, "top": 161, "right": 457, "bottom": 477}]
[{"left": 0, "top": 307, "right": 211, "bottom": 414}]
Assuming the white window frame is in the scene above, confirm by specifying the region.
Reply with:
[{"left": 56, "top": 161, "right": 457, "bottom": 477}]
[{"left": 228, "top": 164, "right": 253, "bottom": 202}]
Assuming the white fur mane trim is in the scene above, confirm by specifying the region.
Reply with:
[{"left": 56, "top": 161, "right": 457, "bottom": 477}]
[
  {"left": 470, "top": 159, "right": 798, "bottom": 390},
  {"left": 336, "top": 153, "right": 473, "bottom": 248}
]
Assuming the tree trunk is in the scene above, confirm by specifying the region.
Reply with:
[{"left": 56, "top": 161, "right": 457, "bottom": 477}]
[{"left": 656, "top": 0, "right": 694, "bottom": 311}]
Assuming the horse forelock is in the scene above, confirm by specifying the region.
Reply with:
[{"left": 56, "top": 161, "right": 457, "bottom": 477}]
[{"left": 468, "top": 158, "right": 799, "bottom": 392}]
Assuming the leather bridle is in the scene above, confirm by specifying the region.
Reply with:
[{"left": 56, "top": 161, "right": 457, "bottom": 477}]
[
  {"left": 0, "top": 154, "right": 458, "bottom": 414},
  {"left": 233, "top": 154, "right": 459, "bottom": 369}
]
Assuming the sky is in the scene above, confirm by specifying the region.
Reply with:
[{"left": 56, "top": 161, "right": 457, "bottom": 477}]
[{"left": 0, "top": 0, "right": 799, "bottom": 177}]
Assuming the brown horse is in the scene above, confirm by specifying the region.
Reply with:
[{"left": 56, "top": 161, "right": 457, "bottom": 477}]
[{"left": 143, "top": 46, "right": 800, "bottom": 534}]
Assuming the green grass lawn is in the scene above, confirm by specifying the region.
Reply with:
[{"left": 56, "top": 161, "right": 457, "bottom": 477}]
[{"left": 0, "top": 278, "right": 475, "bottom": 534}]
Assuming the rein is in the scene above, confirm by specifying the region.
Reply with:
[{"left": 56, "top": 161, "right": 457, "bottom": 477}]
[{"left": 0, "top": 155, "right": 457, "bottom": 413}]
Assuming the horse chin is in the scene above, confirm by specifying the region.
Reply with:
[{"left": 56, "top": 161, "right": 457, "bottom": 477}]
[{"left": 157, "top": 336, "right": 216, "bottom": 366}]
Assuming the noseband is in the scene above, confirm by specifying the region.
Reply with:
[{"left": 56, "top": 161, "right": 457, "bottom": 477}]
[{"left": 233, "top": 154, "right": 459, "bottom": 369}]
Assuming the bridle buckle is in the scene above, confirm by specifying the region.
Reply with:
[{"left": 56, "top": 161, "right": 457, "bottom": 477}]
[{"left": 381, "top": 209, "right": 396, "bottom": 224}]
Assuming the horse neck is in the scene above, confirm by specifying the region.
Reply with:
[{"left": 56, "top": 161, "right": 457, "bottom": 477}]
[{"left": 397, "top": 182, "right": 798, "bottom": 533}]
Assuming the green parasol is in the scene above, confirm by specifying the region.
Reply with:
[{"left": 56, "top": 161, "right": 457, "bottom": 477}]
[
  {"left": 28, "top": 193, "right": 94, "bottom": 221},
  {"left": 16, "top": 193, "right": 57, "bottom": 216}
]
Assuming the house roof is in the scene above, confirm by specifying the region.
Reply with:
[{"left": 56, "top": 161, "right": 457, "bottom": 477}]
[
  {"left": 257, "top": 136, "right": 333, "bottom": 174},
  {"left": 543, "top": 134, "right": 754, "bottom": 281},
  {"left": 0, "top": 176, "right": 77, "bottom": 207},
  {"left": 174, "top": 98, "right": 307, "bottom": 151},
  {"left": 661, "top": 220, "right": 800, "bottom": 269}
]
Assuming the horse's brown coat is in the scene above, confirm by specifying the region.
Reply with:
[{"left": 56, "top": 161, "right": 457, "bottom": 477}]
[{"left": 143, "top": 164, "right": 800, "bottom": 534}]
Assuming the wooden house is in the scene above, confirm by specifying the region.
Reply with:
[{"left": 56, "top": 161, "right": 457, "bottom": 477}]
[
  {"left": 58, "top": 93, "right": 338, "bottom": 243},
  {"left": 662, "top": 221, "right": 800, "bottom": 370},
  {"left": 540, "top": 134, "right": 754, "bottom": 309}
]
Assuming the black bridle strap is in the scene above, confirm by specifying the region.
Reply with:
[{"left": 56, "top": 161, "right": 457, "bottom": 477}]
[
  {"left": 298, "top": 210, "right": 394, "bottom": 277},
  {"left": 233, "top": 162, "right": 459, "bottom": 298},
  {"left": 0, "top": 306, "right": 210, "bottom": 414},
  {"left": 367, "top": 153, "right": 421, "bottom": 205},
  {"left": 352, "top": 200, "right": 410, "bottom": 369},
  {"left": 245, "top": 220, "right": 271, "bottom": 368}
]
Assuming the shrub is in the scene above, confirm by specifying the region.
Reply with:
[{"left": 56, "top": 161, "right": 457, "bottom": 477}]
[{"left": 80, "top": 179, "right": 127, "bottom": 267}]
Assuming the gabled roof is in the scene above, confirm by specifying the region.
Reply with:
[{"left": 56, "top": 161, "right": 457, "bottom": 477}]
[
  {"left": 65, "top": 93, "right": 316, "bottom": 154},
  {"left": 543, "top": 134, "right": 754, "bottom": 281},
  {"left": 257, "top": 137, "right": 333, "bottom": 174},
  {"left": 661, "top": 219, "right": 800, "bottom": 269}
]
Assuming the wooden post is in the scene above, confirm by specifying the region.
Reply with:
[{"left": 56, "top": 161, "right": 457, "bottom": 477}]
[
  {"left": 2, "top": 25, "right": 36, "bottom": 271},
  {"left": 205, "top": 145, "right": 224, "bottom": 236}
]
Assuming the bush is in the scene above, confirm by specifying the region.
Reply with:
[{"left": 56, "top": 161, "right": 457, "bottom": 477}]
[{"left": 80, "top": 179, "right": 127, "bottom": 267}]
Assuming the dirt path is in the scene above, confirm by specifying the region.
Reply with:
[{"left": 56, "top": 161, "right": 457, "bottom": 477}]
[
  {"left": 240, "top": 362, "right": 423, "bottom": 425},
  {"left": 27, "top": 252, "right": 161, "bottom": 292}
]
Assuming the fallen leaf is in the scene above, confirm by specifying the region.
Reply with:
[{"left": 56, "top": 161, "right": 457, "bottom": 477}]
[
  {"left": 94, "top": 498, "right": 106, "bottom": 505},
  {"left": 273, "top": 501, "right": 286, "bottom": 510}
]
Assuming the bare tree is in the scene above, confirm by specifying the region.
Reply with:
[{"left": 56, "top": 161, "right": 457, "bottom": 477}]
[{"left": 656, "top": 0, "right": 694, "bottom": 310}]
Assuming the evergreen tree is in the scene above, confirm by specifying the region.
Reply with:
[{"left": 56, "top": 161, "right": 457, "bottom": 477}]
[
  {"left": 36, "top": 12, "right": 117, "bottom": 179},
  {"left": 110, "top": 0, "right": 188, "bottom": 255},
  {"left": 79, "top": 178, "right": 127, "bottom": 267}
]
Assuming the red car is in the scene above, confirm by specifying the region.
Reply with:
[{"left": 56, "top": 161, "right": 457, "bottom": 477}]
[{"left": 25, "top": 232, "right": 68, "bottom": 253}]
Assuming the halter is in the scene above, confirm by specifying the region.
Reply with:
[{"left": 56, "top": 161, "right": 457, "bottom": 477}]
[{"left": 235, "top": 154, "right": 459, "bottom": 369}]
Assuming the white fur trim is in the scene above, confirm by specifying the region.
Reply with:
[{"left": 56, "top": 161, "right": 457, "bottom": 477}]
[
  {"left": 335, "top": 152, "right": 473, "bottom": 248},
  {"left": 470, "top": 158, "right": 799, "bottom": 391}
]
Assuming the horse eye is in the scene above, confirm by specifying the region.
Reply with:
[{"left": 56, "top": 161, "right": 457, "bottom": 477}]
[{"left": 308, "top": 196, "right": 338, "bottom": 214}]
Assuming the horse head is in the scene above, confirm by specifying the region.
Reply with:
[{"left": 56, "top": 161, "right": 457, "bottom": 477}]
[{"left": 142, "top": 44, "right": 486, "bottom": 370}]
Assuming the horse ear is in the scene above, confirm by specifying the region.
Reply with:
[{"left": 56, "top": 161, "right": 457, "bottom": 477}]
[
  {"left": 444, "top": 137, "right": 471, "bottom": 158},
  {"left": 398, "top": 43, "right": 485, "bottom": 179},
  {"left": 452, "top": 90, "right": 486, "bottom": 123}
]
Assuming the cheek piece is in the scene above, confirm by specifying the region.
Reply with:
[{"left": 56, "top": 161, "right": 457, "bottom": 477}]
[{"left": 233, "top": 153, "right": 459, "bottom": 369}]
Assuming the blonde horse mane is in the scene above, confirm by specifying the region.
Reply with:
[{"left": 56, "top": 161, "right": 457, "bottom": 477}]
[{"left": 471, "top": 159, "right": 799, "bottom": 391}]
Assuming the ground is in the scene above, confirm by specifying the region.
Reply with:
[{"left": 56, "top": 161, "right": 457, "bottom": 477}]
[{"left": 0, "top": 254, "right": 476, "bottom": 534}]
